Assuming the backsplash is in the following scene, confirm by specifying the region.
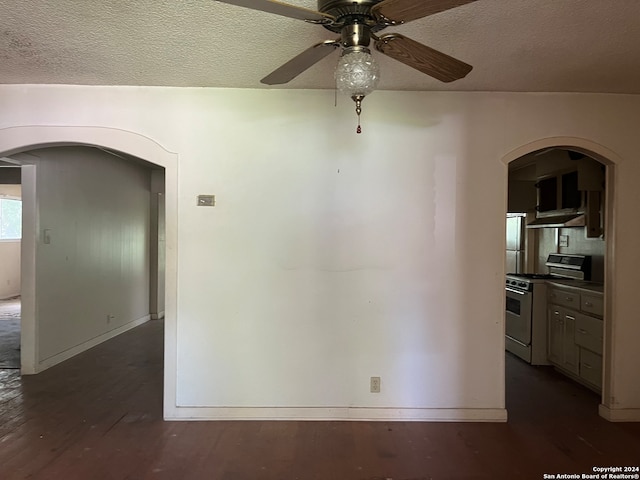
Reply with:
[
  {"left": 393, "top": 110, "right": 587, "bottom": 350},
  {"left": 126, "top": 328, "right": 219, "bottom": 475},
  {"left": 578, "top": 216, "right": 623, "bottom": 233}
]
[{"left": 536, "top": 227, "right": 605, "bottom": 282}]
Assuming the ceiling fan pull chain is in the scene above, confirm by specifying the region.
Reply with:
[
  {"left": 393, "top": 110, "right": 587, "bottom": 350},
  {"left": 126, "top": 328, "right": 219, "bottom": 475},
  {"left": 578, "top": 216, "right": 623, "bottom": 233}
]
[{"left": 352, "top": 94, "right": 364, "bottom": 134}]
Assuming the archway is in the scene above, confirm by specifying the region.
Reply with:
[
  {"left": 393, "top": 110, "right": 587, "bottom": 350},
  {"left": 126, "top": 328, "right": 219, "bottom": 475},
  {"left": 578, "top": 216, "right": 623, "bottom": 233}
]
[
  {"left": 502, "top": 136, "right": 618, "bottom": 418},
  {"left": 0, "top": 126, "right": 178, "bottom": 417}
]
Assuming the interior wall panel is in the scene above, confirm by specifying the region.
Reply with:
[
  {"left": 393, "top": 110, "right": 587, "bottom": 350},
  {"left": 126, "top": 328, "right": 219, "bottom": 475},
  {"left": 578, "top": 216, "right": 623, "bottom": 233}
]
[{"left": 28, "top": 147, "right": 152, "bottom": 362}]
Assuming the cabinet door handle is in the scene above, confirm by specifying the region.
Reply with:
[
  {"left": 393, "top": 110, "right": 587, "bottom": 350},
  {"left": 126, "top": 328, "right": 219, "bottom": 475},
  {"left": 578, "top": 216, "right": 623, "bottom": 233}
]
[
  {"left": 566, "top": 297, "right": 574, "bottom": 302},
  {"left": 584, "top": 301, "right": 593, "bottom": 307},
  {"left": 583, "top": 363, "right": 593, "bottom": 369},
  {"left": 578, "top": 329, "right": 588, "bottom": 334},
  {"left": 566, "top": 315, "right": 576, "bottom": 321}
]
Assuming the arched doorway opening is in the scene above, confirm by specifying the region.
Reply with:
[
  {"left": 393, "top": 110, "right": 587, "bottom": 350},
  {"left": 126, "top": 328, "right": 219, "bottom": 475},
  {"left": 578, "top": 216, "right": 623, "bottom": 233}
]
[
  {"left": 0, "top": 126, "right": 178, "bottom": 418},
  {"left": 502, "top": 137, "right": 617, "bottom": 420}
]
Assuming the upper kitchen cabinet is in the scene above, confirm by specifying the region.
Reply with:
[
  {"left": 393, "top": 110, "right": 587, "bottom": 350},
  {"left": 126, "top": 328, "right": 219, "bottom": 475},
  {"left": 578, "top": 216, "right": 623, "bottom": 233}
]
[
  {"left": 534, "top": 151, "right": 604, "bottom": 237},
  {"left": 508, "top": 149, "right": 605, "bottom": 237},
  {"left": 508, "top": 158, "right": 537, "bottom": 213},
  {"left": 577, "top": 157, "right": 606, "bottom": 191},
  {"left": 535, "top": 169, "right": 581, "bottom": 213},
  {"left": 508, "top": 180, "right": 537, "bottom": 213},
  {"left": 535, "top": 151, "right": 604, "bottom": 204}
]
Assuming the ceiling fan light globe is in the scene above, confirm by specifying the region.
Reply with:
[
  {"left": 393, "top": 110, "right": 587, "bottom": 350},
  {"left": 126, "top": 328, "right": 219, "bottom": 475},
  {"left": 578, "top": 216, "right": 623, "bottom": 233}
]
[{"left": 334, "top": 50, "right": 380, "bottom": 97}]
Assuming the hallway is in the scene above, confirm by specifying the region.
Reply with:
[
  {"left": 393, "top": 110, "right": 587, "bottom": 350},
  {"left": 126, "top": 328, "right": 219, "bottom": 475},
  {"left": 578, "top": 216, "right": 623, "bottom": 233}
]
[{"left": 0, "top": 320, "right": 638, "bottom": 479}]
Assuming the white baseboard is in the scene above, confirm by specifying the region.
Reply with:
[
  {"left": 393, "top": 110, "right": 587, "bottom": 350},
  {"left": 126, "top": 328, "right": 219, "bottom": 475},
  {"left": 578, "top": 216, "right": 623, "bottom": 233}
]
[
  {"left": 165, "top": 406, "right": 508, "bottom": 422},
  {"left": 599, "top": 404, "right": 640, "bottom": 422},
  {"left": 151, "top": 311, "right": 165, "bottom": 320},
  {"left": 34, "top": 315, "right": 151, "bottom": 373}
]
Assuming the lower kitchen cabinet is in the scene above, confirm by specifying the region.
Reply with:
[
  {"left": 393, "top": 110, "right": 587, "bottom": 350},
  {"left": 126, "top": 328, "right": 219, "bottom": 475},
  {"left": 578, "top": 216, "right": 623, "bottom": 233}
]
[
  {"left": 579, "top": 348, "right": 603, "bottom": 390},
  {"left": 548, "top": 306, "right": 579, "bottom": 375},
  {"left": 547, "top": 284, "right": 603, "bottom": 392}
]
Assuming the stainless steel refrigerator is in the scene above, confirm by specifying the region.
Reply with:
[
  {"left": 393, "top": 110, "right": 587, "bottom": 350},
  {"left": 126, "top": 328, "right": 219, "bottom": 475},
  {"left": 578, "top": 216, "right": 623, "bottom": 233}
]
[{"left": 506, "top": 214, "right": 525, "bottom": 273}]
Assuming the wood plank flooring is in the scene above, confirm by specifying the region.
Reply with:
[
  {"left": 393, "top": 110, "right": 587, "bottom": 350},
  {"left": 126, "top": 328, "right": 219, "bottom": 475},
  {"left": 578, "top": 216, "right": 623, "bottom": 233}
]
[
  {"left": 0, "top": 320, "right": 638, "bottom": 479},
  {"left": 0, "top": 297, "right": 20, "bottom": 368}
]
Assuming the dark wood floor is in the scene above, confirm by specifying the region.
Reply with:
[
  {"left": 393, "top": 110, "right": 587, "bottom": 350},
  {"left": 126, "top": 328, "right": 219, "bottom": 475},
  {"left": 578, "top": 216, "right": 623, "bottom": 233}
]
[
  {"left": 0, "top": 297, "right": 20, "bottom": 368},
  {"left": 1, "top": 321, "right": 638, "bottom": 480}
]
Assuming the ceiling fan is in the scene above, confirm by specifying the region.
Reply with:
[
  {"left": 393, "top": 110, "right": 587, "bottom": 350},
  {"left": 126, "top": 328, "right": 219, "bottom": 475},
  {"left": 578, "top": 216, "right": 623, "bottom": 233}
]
[{"left": 216, "top": 0, "right": 478, "bottom": 131}]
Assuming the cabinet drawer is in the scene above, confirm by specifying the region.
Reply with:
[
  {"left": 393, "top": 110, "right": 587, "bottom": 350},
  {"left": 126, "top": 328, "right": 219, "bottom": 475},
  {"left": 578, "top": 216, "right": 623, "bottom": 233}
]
[
  {"left": 548, "top": 288, "right": 580, "bottom": 309},
  {"left": 580, "top": 348, "right": 603, "bottom": 390},
  {"left": 581, "top": 294, "right": 604, "bottom": 317},
  {"left": 575, "top": 313, "right": 603, "bottom": 355}
]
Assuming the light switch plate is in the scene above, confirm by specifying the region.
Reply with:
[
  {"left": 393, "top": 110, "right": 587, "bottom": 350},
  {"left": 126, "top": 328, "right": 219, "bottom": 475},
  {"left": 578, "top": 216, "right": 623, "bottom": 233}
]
[{"left": 197, "top": 195, "right": 215, "bottom": 207}]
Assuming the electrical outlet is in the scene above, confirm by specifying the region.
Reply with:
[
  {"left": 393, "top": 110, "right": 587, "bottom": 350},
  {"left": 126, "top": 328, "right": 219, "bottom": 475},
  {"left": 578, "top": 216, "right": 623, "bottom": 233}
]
[
  {"left": 559, "top": 234, "right": 569, "bottom": 247},
  {"left": 370, "top": 376, "right": 381, "bottom": 393}
]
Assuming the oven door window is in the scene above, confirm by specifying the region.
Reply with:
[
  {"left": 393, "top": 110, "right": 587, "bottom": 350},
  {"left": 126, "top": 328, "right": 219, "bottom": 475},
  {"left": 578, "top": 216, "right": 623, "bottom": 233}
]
[{"left": 506, "top": 296, "right": 521, "bottom": 316}]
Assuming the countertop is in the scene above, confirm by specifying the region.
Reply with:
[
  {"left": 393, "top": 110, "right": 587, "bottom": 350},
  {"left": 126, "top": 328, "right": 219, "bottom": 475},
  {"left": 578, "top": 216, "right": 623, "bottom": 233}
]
[{"left": 546, "top": 279, "right": 604, "bottom": 294}]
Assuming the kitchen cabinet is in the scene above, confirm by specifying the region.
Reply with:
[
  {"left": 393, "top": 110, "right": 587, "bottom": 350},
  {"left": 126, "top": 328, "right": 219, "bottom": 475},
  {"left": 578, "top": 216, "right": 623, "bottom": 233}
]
[
  {"left": 508, "top": 180, "right": 537, "bottom": 213},
  {"left": 577, "top": 157, "right": 605, "bottom": 191},
  {"left": 532, "top": 156, "right": 604, "bottom": 237},
  {"left": 575, "top": 312, "right": 603, "bottom": 354},
  {"left": 548, "top": 288, "right": 580, "bottom": 310},
  {"left": 536, "top": 170, "right": 581, "bottom": 213},
  {"left": 579, "top": 348, "right": 603, "bottom": 389},
  {"left": 547, "top": 283, "right": 604, "bottom": 392},
  {"left": 547, "top": 305, "right": 579, "bottom": 375},
  {"left": 581, "top": 293, "right": 604, "bottom": 317}
]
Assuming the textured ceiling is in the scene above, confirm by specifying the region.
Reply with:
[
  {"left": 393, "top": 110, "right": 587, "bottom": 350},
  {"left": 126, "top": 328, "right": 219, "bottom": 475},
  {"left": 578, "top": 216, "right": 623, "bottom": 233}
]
[{"left": 2, "top": 0, "right": 640, "bottom": 93}]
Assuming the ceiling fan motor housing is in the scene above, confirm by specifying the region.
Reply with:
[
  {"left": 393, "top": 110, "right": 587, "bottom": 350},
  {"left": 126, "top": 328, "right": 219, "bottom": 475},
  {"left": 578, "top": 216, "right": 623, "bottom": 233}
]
[
  {"left": 341, "top": 24, "right": 372, "bottom": 49},
  {"left": 318, "top": 0, "right": 387, "bottom": 33}
]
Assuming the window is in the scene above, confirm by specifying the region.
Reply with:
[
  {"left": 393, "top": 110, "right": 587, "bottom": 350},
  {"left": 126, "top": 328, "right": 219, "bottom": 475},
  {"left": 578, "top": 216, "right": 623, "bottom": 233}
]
[{"left": 0, "top": 198, "right": 22, "bottom": 240}]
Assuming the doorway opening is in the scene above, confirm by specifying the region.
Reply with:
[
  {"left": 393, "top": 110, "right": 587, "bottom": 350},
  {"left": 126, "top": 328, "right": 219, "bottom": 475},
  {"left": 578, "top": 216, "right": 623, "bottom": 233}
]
[
  {"left": 0, "top": 163, "right": 22, "bottom": 370},
  {"left": 503, "top": 142, "right": 614, "bottom": 421},
  {"left": 0, "top": 145, "right": 165, "bottom": 383},
  {"left": 0, "top": 125, "right": 178, "bottom": 419}
]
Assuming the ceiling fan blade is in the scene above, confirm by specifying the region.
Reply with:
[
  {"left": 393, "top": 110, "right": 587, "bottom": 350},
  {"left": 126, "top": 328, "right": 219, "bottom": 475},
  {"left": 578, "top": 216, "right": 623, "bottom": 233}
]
[
  {"left": 375, "top": 33, "right": 472, "bottom": 83},
  {"left": 372, "top": 0, "right": 477, "bottom": 24},
  {"left": 261, "top": 40, "right": 340, "bottom": 85},
  {"left": 215, "top": 0, "right": 335, "bottom": 23}
]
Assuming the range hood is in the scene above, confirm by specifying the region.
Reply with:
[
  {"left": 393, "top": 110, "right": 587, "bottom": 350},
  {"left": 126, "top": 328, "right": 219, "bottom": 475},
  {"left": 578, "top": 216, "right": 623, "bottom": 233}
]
[{"left": 526, "top": 213, "right": 586, "bottom": 229}]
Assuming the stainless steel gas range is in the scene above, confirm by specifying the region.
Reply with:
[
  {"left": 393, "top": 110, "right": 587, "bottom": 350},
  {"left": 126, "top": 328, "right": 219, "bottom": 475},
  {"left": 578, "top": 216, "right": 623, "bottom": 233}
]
[{"left": 505, "top": 254, "right": 592, "bottom": 364}]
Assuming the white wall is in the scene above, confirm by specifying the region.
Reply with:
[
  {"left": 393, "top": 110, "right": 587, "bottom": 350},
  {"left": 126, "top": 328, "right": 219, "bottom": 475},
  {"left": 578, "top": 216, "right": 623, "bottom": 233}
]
[
  {"left": 22, "top": 147, "right": 152, "bottom": 364},
  {"left": 1, "top": 86, "right": 639, "bottom": 421},
  {"left": 0, "top": 184, "right": 21, "bottom": 299}
]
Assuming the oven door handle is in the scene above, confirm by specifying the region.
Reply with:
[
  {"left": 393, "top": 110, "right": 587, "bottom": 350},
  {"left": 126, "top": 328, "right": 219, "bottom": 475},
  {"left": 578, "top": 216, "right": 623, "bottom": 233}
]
[{"left": 506, "top": 287, "right": 528, "bottom": 295}]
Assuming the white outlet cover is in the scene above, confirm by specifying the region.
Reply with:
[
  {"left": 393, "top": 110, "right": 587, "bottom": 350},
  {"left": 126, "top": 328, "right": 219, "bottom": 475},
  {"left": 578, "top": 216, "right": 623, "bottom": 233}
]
[
  {"left": 559, "top": 235, "right": 569, "bottom": 247},
  {"left": 370, "top": 376, "right": 381, "bottom": 393}
]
